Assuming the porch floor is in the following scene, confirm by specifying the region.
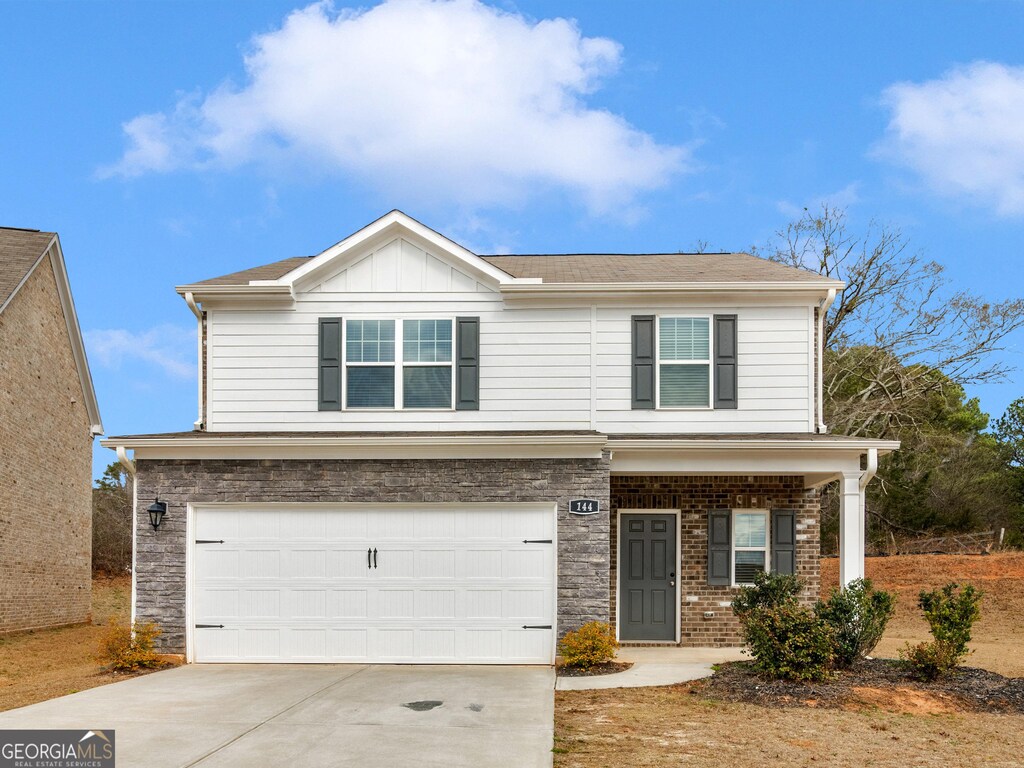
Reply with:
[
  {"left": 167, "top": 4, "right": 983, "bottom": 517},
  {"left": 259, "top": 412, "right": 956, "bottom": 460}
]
[{"left": 556, "top": 647, "right": 747, "bottom": 691}]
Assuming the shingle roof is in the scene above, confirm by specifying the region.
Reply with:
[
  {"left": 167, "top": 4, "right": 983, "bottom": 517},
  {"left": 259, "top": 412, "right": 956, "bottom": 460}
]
[
  {"left": 0, "top": 227, "right": 56, "bottom": 309},
  {"left": 189, "top": 256, "right": 311, "bottom": 286},
  {"left": 187, "top": 251, "right": 831, "bottom": 287},
  {"left": 480, "top": 253, "right": 830, "bottom": 284}
]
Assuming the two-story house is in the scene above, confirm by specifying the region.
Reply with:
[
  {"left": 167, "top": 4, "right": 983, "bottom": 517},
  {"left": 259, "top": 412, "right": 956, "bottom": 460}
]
[
  {"left": 103, "top": 211, "right": 897, "bottom": 664},
  {"left": 2, "top": 227, "right": 103, "bottom": 633}
]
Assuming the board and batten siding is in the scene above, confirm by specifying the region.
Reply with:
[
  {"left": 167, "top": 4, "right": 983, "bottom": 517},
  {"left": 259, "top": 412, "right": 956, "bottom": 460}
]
[{"left": 203, "top": 236, "right": 816, "bottom": 433}]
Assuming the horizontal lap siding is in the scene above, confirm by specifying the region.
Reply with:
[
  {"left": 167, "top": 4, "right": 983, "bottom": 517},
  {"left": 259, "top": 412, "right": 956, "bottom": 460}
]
[
  {"left": 596, "top": 305, "right": 812, "bottom": 433},
  {"left": 207, "top": 297, "right": 592, "bottom": 431}
]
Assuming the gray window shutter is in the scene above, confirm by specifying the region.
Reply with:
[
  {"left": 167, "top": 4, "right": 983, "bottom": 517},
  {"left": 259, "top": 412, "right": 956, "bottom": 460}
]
[
  {"left": 771, "top": 510, "right": 796, "bottom": 575},
  {"left": 713, "top": 314, "right": 738, "bottom": 409},
  {"left": 455, "top": 316, "right": 479, "bottom": 410},
  {"left": 707, "top": 510, "right": 731, "bottom": 586},
  {"left": 632, "top": 315, "right": 655, "bottom": 409},
  {"left": 318, "top": 317, "right": 342, "bottom": 411}
]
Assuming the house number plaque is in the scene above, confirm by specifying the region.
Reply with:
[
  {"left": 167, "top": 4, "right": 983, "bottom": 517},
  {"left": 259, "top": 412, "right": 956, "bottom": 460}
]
[{"left": 569, "top": 499, "right": 600, "bottom": 515}]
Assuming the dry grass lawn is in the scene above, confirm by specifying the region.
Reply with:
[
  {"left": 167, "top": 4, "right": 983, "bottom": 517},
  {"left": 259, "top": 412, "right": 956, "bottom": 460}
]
[
  {"left": 556, "top": 553, "right": 1024, "bottom": 767},
  {"left": 0, "top": 575, "right": 131, "bottom": 712}
]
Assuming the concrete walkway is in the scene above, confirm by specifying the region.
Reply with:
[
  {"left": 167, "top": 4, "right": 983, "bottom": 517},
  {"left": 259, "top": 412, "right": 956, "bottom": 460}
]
[
  {"left": 0, "top": 664, "right": 555, "bottom": 768},
  {"left": 556, "top": 647, "right": 747, "bottom": 691}
]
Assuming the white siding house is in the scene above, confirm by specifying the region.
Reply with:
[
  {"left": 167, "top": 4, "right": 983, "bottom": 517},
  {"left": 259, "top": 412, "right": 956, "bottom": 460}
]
[{"left": 104, "top": 211, "right": 896, "bottom": 663}]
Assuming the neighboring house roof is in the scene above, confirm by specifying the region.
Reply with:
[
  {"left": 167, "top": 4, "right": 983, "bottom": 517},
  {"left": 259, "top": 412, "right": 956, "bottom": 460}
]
[
  {"left": 0, "top": 227, "right": 58, "bottom": 307},
  {"left": 181, "top": 210, "right": 841, "bottom": 290},
  {"left": 0, "top": 226, "right": 103, "bottom": 434}
]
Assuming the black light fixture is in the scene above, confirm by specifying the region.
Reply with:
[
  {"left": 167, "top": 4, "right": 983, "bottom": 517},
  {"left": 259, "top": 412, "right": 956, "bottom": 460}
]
[{"left": 147, "top": 499, "right": 168, "bottom": 530}]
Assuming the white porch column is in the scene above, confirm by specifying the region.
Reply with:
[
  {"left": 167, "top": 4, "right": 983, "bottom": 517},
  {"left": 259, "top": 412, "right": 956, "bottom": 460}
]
[{"left": 838, "top": 470, "right": 864, "bottom": 587}]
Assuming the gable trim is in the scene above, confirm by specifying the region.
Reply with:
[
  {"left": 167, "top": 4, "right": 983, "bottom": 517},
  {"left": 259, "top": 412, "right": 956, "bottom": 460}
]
[
  {"left": 2, "top": 235, "right": 103, "bottom": 434},
  {"left": 278, "top": 211, "right": 530, "bottom": 292}
]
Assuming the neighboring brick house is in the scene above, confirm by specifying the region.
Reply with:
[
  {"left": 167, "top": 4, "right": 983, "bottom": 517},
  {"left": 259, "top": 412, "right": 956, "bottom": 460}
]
[
  {"left": 0, "top": 228, "right": 103, "bottom": 633},
  {"left": 103, "top": 211, "right": 896, "bottom": 663}
]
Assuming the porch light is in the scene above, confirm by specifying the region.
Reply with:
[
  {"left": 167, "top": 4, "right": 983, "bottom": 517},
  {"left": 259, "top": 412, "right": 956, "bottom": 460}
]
[{"left": 147, "top": 499, "right": 168, "bottom": 530}]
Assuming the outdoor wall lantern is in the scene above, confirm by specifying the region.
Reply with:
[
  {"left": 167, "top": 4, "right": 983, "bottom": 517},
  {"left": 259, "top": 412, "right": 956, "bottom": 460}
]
[{"left": 147, "top": 499, "right": 168, "bottom": 530}]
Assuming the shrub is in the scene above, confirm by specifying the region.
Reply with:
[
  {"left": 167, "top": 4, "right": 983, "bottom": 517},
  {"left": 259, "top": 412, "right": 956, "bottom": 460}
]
[
  {"left": 900, "top": 640, "right": 961, "bottom": 681},
  {"left": 900, "top": 582, "right": 982, "bottom": 680},
  {"left": 918, "top": 583, "right": 982, "bottom": 661},
  {"left": 558, "top": 621, "right": 618, "bottom": 670},
  {"left": 739, "top": 603, "right": 835, "bottom": 682},
  {"left": 732, "top": 571, "right": 802, "bottom": 616},
  {"left": 815, "top": 578, "right": 896, "bottom": 667},
  {"left": 99, "top": 619, "right": 162, "bottom": 672}
]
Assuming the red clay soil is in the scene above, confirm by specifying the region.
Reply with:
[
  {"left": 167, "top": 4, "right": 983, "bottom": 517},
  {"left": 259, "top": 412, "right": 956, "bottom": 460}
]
[{"left": 820, "top": 552, "right": 1024, "bottom": 678}]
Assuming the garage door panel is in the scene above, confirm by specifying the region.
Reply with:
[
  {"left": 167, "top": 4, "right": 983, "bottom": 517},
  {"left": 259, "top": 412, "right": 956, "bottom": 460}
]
[{"left": 193, "top": 504, "right": 555, "bottom": 664}]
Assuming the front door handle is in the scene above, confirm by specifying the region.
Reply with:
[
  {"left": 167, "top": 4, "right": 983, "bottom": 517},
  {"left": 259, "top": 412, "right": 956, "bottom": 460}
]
[
  {"left": 373, "top": 548, "right": 378, "bottom": 569},
  {"left": 669, "top": 581, "right": 675, "bottom": 587}
]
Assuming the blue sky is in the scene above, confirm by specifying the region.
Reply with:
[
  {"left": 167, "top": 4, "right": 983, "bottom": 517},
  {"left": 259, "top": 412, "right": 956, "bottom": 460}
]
[{"left": 2, "top": 1, "right": 1023, "bottom": 478}]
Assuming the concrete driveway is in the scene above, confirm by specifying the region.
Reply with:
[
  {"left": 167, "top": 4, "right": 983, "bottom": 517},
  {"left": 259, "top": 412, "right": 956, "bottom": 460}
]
[{"left": 0, "top": 665, "right": 554, "bottom": 768}]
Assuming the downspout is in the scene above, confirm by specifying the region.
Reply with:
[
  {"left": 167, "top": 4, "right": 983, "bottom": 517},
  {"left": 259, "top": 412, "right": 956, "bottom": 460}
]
[
  {"left": 184, "top": 292, "right": 204, "bottom": 430},
  {"left": 859, "top": 448, "right": 878, "bottom": 491},
  {"left": 817, "top": 289, "right": 837, "bottom": 433},
  {"left": 117, "top": 447, "right": 138, "bottom": 626}
]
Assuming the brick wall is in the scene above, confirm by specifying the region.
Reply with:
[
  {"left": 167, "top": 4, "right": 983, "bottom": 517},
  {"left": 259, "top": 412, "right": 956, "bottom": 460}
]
[
  {"left": 0, "top": 256, "right": 92, "bottom": 632},
  {"left": 134, "top": 455, "right": 611, "bottom": 653},
  {"left": 611, "top": 475, "right": 820, "bottom": 647}
]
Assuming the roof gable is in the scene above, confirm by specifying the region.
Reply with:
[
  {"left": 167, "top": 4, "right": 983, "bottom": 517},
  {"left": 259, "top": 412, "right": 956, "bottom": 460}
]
[{"left": 0, "top": 228, "right": 103, "bottom": 434}]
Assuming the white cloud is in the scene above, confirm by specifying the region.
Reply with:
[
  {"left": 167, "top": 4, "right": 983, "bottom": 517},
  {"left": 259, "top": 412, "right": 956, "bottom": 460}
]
[
  {"left": 84, "top": 325, "right": 196, "bottom": 379},
  {"left": 877, "top": 62, "right": 1024, "bottom": 216},
  {"left": 100, "top": 0, "right": 689, "bottom": 214}
]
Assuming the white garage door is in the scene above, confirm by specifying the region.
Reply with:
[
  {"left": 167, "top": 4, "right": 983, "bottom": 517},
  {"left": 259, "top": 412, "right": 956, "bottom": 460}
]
[{"left": 191, "top": 504, "right": 556, "bottom": 664}]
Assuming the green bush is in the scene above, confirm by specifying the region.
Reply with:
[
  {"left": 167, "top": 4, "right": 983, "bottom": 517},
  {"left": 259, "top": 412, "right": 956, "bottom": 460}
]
[
  {"left": 98, "top": 619, "right": 162, "bottom": 672},
  {"left": 739, "top": 604, "right": 835, "bottom": 682},
  {"left": 732, "top": 571, "right": 802, "bottom": 616},
  {"left": 558, "top": 621, "right": 618, "bottom": 670},
  {"left": 815, "top": 578, "right": 896, "bottom": 668},
  {"left": 918, "top": 582, "right": 982, "bottom": 660},
  {"left": 900, "top": 640, "right": 961, "bottom": 681}
]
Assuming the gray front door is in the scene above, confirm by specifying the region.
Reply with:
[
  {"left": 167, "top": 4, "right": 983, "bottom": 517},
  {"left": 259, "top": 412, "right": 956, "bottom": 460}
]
[{"left": 618, "top": 514, "right": 677, "bottom": 641}]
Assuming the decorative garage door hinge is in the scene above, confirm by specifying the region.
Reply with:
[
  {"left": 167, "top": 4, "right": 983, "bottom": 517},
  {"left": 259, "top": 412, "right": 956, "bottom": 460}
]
[
  {"left": 522, "top": 539, "right": 552, "bottom": 543},
  {"left": 521, "top": 625, "right": 552, "bottom": 629},
  {"left": 195, "top": 540, "right": 224, "bottom": 544},
  {"left": 195, "top": 624, "right": 225, "bottom": 629}
]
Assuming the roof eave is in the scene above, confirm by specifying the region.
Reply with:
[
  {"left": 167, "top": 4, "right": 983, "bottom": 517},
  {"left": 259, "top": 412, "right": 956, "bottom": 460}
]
[{"left": 499, "top": 280, "right": 846, "bottom": 299}]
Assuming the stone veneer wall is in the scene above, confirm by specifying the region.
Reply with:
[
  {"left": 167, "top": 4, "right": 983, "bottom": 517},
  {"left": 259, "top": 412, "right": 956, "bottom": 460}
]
[
  {"left": 134, "top": 455, "right": 610, "bottom": 653},
  {"left": 0, "top": 256, "right": 92, "bottom": 633},
  {"left": 610, "top": 475, "right": 821, "bottom": 647}
]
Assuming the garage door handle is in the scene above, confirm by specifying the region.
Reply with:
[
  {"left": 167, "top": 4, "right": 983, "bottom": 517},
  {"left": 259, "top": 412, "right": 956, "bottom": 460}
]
[
  {"left": 195, "top": 624, "right": 224, "bottom": 629},
  {"left": 373, "top": 548, "right": 378, "bottom": 569},
  {"left": 523, "top": 539, "right": 552, "bottom": 543},
  {"left": 196, "top": 540, "right": 224, "bottom": 544},
  {"left": 522, "top": 625, "right": 552, "bottom": 629},
  {"left": 367, "top": 548, "right": 372, "bottom": 569}
]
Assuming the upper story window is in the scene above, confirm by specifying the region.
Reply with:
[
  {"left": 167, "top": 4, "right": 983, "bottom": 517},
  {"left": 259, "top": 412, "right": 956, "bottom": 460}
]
[
  {"left": 658, "top": 316, "right": 711, "bottom": 408},
  {"left": 344, "top": 318, "right": 453, "bottom": 409}
]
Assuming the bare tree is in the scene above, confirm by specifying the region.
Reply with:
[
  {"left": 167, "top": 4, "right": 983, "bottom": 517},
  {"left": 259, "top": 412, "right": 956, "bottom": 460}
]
[
  {"left": 756, "top": 205, "right": 1024, "bottom": 439},
  {"left": 93, "top": 462, "right": 133, "bottom": 575}
]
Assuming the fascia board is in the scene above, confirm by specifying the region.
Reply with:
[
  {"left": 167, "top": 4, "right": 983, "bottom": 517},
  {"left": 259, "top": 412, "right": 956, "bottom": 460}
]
[
  {"left": 101, "top": 433, "right": 608, "bottom": 460},
  {"left": 608, "top": 438, "right": 900, "bottom": 453},
  {"left": 48, "top": 236, "right": 103, "bottom": 434},
  {"left": 500, "top": 281, "right": 846, "bottom": 301},
  {"left": 281, "top": 211, "right": 520, "bottom": 291}
]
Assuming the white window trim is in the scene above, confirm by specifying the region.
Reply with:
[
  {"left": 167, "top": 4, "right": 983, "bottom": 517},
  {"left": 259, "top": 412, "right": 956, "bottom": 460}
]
[
  {"left": 731, "top": 508, "right": 770, "bottom": 587},
  {"left": 654, "top": 313, "right": 714, "bottom": 410},
  {"left": 342, "top": 317, "right": 456, "bottom": 411}
]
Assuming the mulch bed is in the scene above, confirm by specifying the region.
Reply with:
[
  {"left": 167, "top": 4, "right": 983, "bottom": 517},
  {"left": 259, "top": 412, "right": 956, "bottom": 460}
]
[
  {"left": 558, "top": 661, "right": 634, "bottom": 677},
  {"left": 697, "top": 659, "right": 1024, "bottom": 713}
]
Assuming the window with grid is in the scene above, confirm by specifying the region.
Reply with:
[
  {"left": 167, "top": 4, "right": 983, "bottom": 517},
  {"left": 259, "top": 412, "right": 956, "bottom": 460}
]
[
  {"left": 733, "top": 511, "right": 768, "bottom": 585},
  {"left": 344, "top": 319, "right": 453, "bottom": 409},
  {"left": 658, "top": 316, "right": 711, "bottom": 407}
]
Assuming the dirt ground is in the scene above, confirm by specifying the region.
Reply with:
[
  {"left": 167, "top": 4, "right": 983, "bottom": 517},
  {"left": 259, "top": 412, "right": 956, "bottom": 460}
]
[
  {"left": 556, "top": 553, "right": 1024, "bottom": 768},
  {"left": 821, "top": 552, "right": 1024, "bottom": 678},
  {"left": 0, "top": 575, "right": 131, "bottom": 712}
]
